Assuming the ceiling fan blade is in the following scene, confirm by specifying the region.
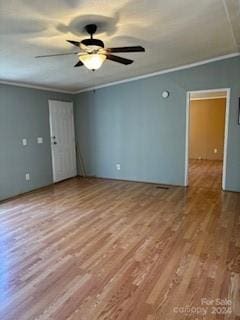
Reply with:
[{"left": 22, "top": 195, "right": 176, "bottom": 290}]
[
  {"left": 106, "top": 54, "right": 133, "bottom": 65},
  {"left": 106, "top": 46, "right": 145, "bottom": 53},
  {"left": 66, "top": 40, "right": 81, "bottom": 47},
  {"left": 80, "top": 42, "right": 89, "bottom": 51},
  {"left": 74, "top": 61, "right": 84, "bottom": 67},
  {"left": 35, "top": 52, "right": 78, "bottom": 58}
]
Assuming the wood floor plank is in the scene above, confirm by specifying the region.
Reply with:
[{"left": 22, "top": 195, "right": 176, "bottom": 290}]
[{"left": 0, "top": 160, "right": 239, "bottom": 319}]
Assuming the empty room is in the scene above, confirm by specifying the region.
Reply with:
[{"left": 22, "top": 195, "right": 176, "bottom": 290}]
[{"left": 0, "top": 1, "right": 240, "bottom": 319}]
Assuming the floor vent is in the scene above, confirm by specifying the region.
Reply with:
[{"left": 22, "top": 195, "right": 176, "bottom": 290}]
[{"left": 156, "top": 186, "right": 169, "bottom": 190}]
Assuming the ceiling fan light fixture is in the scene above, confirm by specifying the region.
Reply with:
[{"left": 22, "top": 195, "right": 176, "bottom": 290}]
[
  {"left": 36, "top": 24, "right": 145, "bottom": 69},
  {"left": 79, "top": 53, "right": 106, "bottom": 71}
]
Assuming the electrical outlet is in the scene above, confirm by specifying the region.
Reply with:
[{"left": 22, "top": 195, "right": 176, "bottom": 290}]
[
  {"left": 37, "top": 137, "right": 43, "bottom": 144},
  {"left": 25, "top": 173, "right": 30, "bottom": 181},
  {"left": 22, "top": 138, "right": 27, "bottom": 146},
  {"left": 116, "top": 163, "right": 121, "bottom": 171}
]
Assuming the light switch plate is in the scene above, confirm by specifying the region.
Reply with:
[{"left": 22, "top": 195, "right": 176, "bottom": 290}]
[
  {"left": 37, "top": 137, "right": 43, "bottom": 144},
  {"left": 22, "top": 138, "right": 27, "bottom": 146}
]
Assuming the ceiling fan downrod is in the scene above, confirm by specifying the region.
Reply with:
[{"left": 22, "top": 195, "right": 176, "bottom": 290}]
[{"left": 85, "top": 24, "right": 97, "bottom": 39}]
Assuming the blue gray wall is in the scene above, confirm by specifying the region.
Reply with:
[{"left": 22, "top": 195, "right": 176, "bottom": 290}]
[
  {"left": 0, "top": 56, "right": 239, "bottom": 201},
  {"left": 74, "top": 56, "right": 240, "bottom": 192},
  {"left": 0, "top": 84, "right": 72, "bottom": 200}
]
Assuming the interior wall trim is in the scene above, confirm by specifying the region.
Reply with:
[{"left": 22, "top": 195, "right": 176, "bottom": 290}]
[
  {"left": 0, "top": 80, "right": 74, "bottom": 94},
  {"left": 0, "top": 53, "right": 239, "bottom": 94},
  {"left": 190, "top": 96, "right": 227, "bottom": 101},
  {"left": 75, "top": 53, "right": 240, "bottom": 94},
  {"left": 184, "top": 88, "right": 231, "bottom": 190}
]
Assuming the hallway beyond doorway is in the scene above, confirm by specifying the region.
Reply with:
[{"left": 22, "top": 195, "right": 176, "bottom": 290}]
[{"left": 189, "top": 159, "right": 223, "bottom": 190}]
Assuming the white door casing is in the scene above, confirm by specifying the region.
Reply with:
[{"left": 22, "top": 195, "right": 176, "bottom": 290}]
[
  {"left": 185, "top": 88, "right": 230, "bottom": 190},
  {"left": 49, "top": 100, "right": 77, "bottom": 183}
]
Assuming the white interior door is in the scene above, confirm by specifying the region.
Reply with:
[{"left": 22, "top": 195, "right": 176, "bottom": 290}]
[{"left": 49, "top": 100, "right": 77, "bottom": 182}]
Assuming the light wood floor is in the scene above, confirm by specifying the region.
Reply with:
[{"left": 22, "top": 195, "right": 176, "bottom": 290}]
[
  {"left": 0, "top": 161, "right": 239, "bottom": 320},
  {"left": 189, "top": 159, "right": 223, "bottom": 190}
]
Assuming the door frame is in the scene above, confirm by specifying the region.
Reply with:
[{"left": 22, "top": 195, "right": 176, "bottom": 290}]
[{"left": 184, "top": 88, "right": 231, "bottom": 190}]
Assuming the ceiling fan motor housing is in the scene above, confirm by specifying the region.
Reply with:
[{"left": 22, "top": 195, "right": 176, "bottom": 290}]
[{"left": 81, "top": 38, "right": 104, "bottom": 48}]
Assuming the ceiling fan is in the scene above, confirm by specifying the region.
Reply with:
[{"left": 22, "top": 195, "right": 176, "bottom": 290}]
[{"left": 36, "top": 24, "right": 145, "bottom": 71}]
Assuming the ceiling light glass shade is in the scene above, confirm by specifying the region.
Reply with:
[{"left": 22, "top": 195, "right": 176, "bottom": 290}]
[{"left": 79, "top": 53, "right": 106, "bottom": 70}]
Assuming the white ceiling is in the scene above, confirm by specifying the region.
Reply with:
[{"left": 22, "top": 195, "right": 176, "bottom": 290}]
[{"left": 0, "top": 0, "right": 240, "bottom": 92}]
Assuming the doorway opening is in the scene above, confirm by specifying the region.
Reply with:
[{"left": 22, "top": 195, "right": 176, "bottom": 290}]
[{"left": 185, "top": 89, "right": 230, "bottom": 190}]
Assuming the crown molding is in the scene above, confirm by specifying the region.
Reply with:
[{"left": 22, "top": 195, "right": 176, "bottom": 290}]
[
  {"left": 1, "top": 53, "right": 239, "bottom": 95},
  {"left": 0, "top": 80, "right": 74, "bottom": 94},
  {"left": 74, "top": 52, "right": 240, "bottom": 94}
]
